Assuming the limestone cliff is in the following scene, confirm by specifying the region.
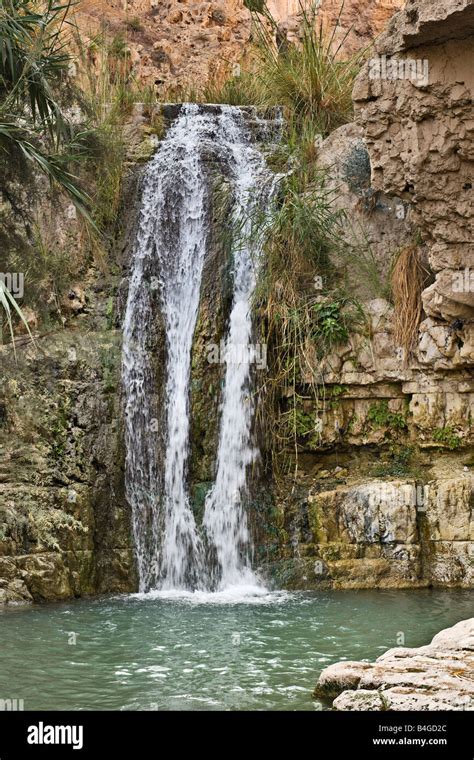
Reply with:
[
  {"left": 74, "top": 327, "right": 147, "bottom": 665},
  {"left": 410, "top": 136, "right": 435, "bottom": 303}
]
[
  {"left": 0, "top": 160, "right": 145, "bottom": 603},
  {"left": 268, "top": 0, "right": 474, "bottom": 590},
  {"left": 0, "top": 0, "right": 473, "bottom": 603},
  {"left": 270, "top": 0, "right": 405, "bottom": 54},
  {"left": 73, "top": 0, "right": 403, "bottom": 93}
]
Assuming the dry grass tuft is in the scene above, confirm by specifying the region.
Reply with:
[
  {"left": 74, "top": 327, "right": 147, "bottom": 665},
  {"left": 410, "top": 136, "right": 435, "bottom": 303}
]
[{"left": 391, "top": 245, "right": 426, "bottom": 363}]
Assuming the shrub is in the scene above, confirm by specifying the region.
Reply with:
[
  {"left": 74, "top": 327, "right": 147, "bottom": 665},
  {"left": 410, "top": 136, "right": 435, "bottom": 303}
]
[
  {"left": 367, "top": 401, "right": 408, "bottom": 431},
  {"left": 433, "top": 427, "right": 461, "bottom": 450},
  {"left": 0, "top": 0, "right": 91, "bottom": 215},
  {"left": 126, "top": 16, "right": 143, "bottom": 33}
]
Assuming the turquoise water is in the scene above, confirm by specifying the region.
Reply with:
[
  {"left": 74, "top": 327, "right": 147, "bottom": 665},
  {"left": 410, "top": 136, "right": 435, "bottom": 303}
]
[{"left": 0, "top": 588, "right": 472, "bottom": 711}]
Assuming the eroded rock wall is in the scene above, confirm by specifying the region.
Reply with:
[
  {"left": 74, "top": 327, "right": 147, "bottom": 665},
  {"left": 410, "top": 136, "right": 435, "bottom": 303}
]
[
  {"left": 0, "top": 328, "right": 135, "bottom": 603},
  {"left": 73, "top": 0, "right": 403, "bottom": 92},
  {"left": 0, "top": 137, "right": 152, "bottom": 603},
  {"left": 353, "top": 0, "right": 474, "bottom": 341},
  {"left": 74, "top": 0, "right": 251, "bottom": 93},
  {"left": 267, "top": 0, "right": 474, "bottom": 590}
]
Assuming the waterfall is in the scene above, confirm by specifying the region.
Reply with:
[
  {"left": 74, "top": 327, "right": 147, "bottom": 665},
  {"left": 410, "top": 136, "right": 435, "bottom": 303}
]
[
  {"left": 122, "top": 104, "right": 277, "bottom": 593},
  {"left": 202, "top": 108, "right": 275, "bottom": 590},
  {"left": 123, "top": 104, "right": 210, "bottom": 592}
]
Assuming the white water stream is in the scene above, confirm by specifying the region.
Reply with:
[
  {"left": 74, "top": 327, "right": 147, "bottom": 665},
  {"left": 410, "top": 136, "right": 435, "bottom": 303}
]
[{"left": 122, "top": 104, "right": 277, "bottom": 594}]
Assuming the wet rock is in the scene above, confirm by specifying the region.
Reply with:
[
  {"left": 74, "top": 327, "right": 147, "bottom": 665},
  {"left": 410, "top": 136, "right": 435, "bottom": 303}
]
[{"left": 265, "top": 472, "right": 474, "bottom": 589}]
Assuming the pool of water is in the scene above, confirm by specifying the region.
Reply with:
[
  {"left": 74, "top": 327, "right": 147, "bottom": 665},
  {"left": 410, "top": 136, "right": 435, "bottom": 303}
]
[{"left": 0, "top": 588, "right": 472, "bottom": 711}]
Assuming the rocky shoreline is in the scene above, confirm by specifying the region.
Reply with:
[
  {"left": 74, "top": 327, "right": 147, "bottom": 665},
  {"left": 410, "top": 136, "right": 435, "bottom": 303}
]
[{"left": 314, "top": 618, "right": 474, "bottom": 710}]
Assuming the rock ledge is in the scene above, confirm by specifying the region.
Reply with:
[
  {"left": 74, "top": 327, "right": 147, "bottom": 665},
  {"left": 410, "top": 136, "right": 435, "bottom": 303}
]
[{"left": 314, "top": 618, "right": 474, "bottom": 710}]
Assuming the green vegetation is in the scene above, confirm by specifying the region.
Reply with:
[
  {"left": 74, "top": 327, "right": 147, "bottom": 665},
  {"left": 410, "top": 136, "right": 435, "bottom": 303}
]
[
  {"left": 73, "top": 31, "right": 135, "bottom": 236},
  {"left": 0, "top": 3, "right": 121, "bottom": 340},
  {"left": 1, "top": 4, "right": 167, "bottom": 345},
  {"left": 99, "top": 345, "right": 119, "bottom": 394},
  {"left": 0, "top": 280, "right": 34, "bottom": 350},
  {"left": 433, "top": 426, "right": 462, "bottom": 450},
  {"left": 244, "top": 0, "right": 265, "bottom": 12},
  {"left": 105, "top": 297, "right": 115, "bottom": 330},
  {"left": 367, "top": 400, "right": 408, "bottom": 431},
  {"left": 205, "top": 1, "right": 363, "bottom": 137},
  {"left": 73, "top": 26, "right": 164, "bottom": 235},
  {"left": 48, "top": 400, "right": 70, "bottom": 462},
  {"left": 311, "top": 299, "right": 357, "bottom": 353},
  {"left": 371, "top": 445, "right": 424, "bottom": 478},
  {"left": 0, "top": 0, "right": 91, "bottom": 215}
]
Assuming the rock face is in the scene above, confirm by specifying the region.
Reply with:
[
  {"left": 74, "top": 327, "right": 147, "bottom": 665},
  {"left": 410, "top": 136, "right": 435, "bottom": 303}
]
[
  {"left": 73, "top": 0, "right": 403, "bottom": 93},
  {"left": 74, "top": 0, "right": 250, "bottom": 94},
  {"left": 0, "top": 328, "right": 137, "bottom": 603},
  {"left": 274, "top": 0, "right": 404, "bottom": 54},
  {"left": 0, "top": 145, "right": 151, "bottom": 603},
  {"left": 353, "top": 0, "right": 474, "bottom": 327},
  {"left": 315, "top": 618, "right": 474, "bottom": 710},
  {"left": 268, "top": 469, "right": 474, "bottom": 589},
  {"left": 266, "top": 0, "right": 474, "bottom": 590}
]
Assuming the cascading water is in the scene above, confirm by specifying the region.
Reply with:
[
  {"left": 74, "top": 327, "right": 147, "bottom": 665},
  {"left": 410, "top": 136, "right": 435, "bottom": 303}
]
[
  {"left": 122, "top": 103, "right": 278, "bottom": 594},
  {"left": 123, "top": 104, "right": 210, "bottom": 592},
  {"left": 202, "top": 109, "right": 276, "bottom": 590}
]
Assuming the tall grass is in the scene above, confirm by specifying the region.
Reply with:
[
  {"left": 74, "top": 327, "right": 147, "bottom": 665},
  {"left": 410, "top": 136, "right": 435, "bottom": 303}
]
[
  {"left": 255, "top": 1, "right": 362, "bottom": 136},
  {"left": 72, "top": 26, "right": 162, "bottom": 235},
  {"left": 251, "top": 159, "right": 367, "bottom": 477},
  {"left": 203, "top": 1, "right": 363, "bottom": 137}
]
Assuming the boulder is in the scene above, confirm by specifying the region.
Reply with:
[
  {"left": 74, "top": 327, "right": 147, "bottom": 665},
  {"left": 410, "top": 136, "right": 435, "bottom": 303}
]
[{"left": 315, "top": 618, "right": 474, "bottom": 710}]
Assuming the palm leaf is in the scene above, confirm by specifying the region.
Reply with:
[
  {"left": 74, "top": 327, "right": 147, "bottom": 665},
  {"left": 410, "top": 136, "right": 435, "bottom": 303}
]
[
  {"left": 0, "top": 279, "right": 36, "bottom": 357},
  {"left": 0, "top": 120, "right": 95, "bottom": 226}
]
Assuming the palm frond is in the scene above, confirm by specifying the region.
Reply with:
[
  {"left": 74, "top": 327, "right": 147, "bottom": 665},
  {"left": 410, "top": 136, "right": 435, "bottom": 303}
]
[{"left": 0, "top": 279, "right": 36, "bottom": 356}]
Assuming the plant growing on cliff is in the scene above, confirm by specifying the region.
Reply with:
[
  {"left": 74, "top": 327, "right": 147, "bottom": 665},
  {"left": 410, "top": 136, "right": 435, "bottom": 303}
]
[
  {"left": 0, "top": 0, "right": 91, "bottom": 216},
  {"left": 0, "top": 279, "right": 35, "bottom": 352},
  {"left": 391, "top": 245, "right": 428, "bottom": 364},
  {"left": 253, "top": 169, "right": 363, "bottom": 476},
  {"left": 71, "top": 26, "right": 161, "bottom": 235},
  {"left": 371, "top": 445, "right": 425, "bottom": 479},
  {"left": 204, "top": 1, "right": 363, "bottom": 138},
  {"left": 311, "top": 298, "right": 356, "bottom": 352},
  {"left": 433, "top": 426, "right": 462, "bottom": 451},
  {"left": 367, "top": 400, "right": 408, "bottom": 432},
  {"left": 254, "top": 1, "right": 362, "bottom": 136}
]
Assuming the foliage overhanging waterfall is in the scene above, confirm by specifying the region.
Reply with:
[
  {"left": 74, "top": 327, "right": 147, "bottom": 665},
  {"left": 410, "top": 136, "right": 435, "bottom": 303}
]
[{"left": 122, "top": 104, "right": 277, "bottom": 593}]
